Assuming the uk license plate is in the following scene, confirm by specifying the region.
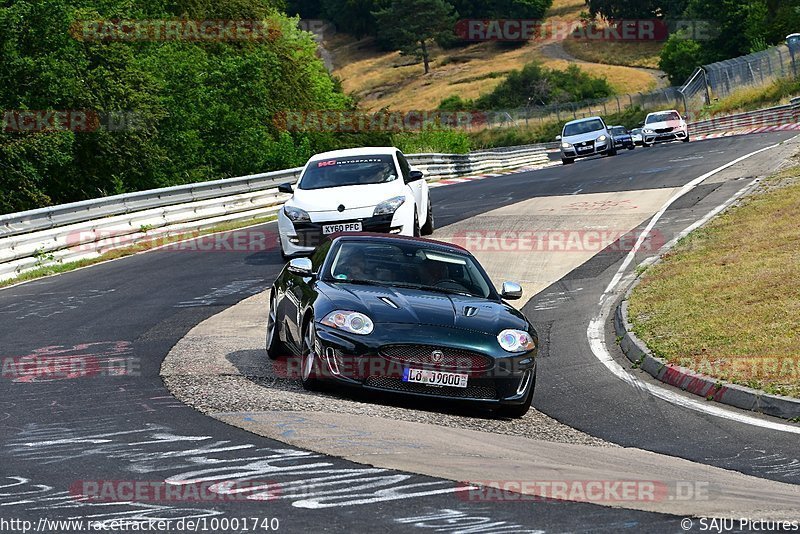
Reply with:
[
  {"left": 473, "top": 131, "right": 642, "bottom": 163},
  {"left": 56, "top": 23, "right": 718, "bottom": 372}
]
[
  {"left": 322, "top": 221, "right": 362, "bottom": 234},
  {"left": 402, "top": 368, "right": 468, "bottom": 388}
]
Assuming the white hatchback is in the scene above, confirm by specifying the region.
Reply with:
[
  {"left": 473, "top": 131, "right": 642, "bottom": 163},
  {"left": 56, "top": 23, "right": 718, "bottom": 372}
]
[{"left": 277, "top": 147, "right": 433, "bottom": 258}]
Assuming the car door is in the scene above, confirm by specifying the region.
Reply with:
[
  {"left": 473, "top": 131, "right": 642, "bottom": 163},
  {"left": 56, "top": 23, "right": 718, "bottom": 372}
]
[{"left": 396, "top": 151, "right": 424, "bottom": 220}]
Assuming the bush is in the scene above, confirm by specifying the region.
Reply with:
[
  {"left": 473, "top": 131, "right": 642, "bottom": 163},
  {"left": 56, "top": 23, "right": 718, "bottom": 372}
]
[
  {"left": 393, "top": 128, "right": 471, "bottom": 154},
  {"left": 659, "top": 34, "right": 706, "bottom": 86}
]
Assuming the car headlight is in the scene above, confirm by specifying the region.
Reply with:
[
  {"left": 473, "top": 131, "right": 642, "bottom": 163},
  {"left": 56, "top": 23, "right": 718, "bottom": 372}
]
[
  {"left": 284, "top": 205, "right": 310, "bottom": 223},
  {"left": 643, "top": 129, "right": 654, "bottom": 134},
  {"left": 561, "top": 142, "right": 572, "bottom": 149},
  {"left": 497, "top": 329, "right": 536, "bottom": 352},
  {"left": 597, "top": 135, "right": 608, "bottom": 142},
  {"left": 373, "top": 196, "right": 405, "bottom": 216},
  {"left": 321, "top": 311, "right": 374, "bottom": 335}
]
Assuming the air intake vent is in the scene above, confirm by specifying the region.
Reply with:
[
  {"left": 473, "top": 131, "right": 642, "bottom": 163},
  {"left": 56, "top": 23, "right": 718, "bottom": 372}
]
[
  {"left": 379, "top": 297, "right": 399, "bottom": 309},
  {"left": 463, "top": 306, "right": 478, "bottom": 317}
]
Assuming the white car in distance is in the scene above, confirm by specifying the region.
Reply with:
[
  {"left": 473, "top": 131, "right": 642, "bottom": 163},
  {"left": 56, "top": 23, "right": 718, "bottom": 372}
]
[
  {"left": 641, "top": 110, "right": 690, "bottom": 146},
  {"left": 277, "top": 147, "right": 434, "bottom": 258}
]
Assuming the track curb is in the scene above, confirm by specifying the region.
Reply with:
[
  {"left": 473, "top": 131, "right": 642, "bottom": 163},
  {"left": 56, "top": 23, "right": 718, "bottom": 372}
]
[{"left": 614, "top": 269, "right": 800, "bottom": 421}]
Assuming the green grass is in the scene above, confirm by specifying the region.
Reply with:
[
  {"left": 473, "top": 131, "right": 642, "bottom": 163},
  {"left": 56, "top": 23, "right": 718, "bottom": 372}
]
[
  {"left": 702, "top": 76, "right": 800, "bottom": 117},
  {"left": 628, "top": 165, "right": 800, "bottom": 398},
  {"left": 0, "top": 214, "right": 278, "bottom": 289}
]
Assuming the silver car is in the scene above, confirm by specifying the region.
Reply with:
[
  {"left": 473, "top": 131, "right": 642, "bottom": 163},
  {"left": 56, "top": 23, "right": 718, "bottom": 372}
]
[{"left": 557, "top": 116, "right": 617, "bottom": 165}]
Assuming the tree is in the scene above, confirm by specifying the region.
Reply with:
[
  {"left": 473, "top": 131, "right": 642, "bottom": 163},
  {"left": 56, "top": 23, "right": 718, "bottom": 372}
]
[
  {"left": 585, "top": 0, "right": 688, "bottom": 19},
  {"left": 658, "top": 33, "right": 706, "bottom": 85},
  {"left": 451, "top": 0, "right": 552, "bottom": 19},
  {"left": 372, "top": 0, "right": 458, "bottom": 74}
]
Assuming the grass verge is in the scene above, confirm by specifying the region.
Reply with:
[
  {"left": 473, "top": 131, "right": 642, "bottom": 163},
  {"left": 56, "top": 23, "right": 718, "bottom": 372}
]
[
  {"left": 0, "top": 214, "right": 278, "bottom": 290},
  {"left": 702, "top": 76, "right": 800, "bottom": 117},
  {"left": 628, "top": 165, "right": 800, "bottom": 398},
  {"left": 561, "top": 39, "right": 664, "bottom": 70}
]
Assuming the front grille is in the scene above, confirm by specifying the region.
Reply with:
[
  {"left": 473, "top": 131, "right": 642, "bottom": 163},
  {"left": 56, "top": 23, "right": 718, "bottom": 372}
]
[
  {"left": 293, "top": 214, "right": 394, "bottom": 247},
  {"left": 575, "top": 141, "right": 593, "bottom": 148},
  {"left": 379, "top": 344, "right": 493, "bottom": 371},
  {"left": 365, "top": 376, "right": 496, "bottom": 399},
  {"left": 655, "top": 127, "right": 674, "bottom": 133}
]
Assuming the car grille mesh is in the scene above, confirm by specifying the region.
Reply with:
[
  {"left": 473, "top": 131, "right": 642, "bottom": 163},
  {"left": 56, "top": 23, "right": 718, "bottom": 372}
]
[
  {"left": 365, "top": 376, "right": 496, "bottom": 399},
  {"left": 379, "top": 344, "right": 493, "bottom": 371},
  {"left": 655, "top": 127, "right": 674, "bottom": 133}
]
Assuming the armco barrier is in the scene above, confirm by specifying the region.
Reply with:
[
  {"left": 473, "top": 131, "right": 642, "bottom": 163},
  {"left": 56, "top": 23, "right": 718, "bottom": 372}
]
[
  {"left": 689, "top": 100, "right": 799, "bottom": 138},
  {"left": 0, "top": 144, "right": 555, "bottom": 282}
]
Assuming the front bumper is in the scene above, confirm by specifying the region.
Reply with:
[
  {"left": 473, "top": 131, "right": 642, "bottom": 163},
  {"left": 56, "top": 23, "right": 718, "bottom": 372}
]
[
  {"left": 643, "top": 128, "right": 688, "bottom": 144},
  {"left": 308, "top": 322, "right": 537, "bottom": 406},
  {"left": 561, "top": 140, "right": 611, "bottom": 159},
  {"left": 278, "top": 209, "right": 407, "bottom": 257}
]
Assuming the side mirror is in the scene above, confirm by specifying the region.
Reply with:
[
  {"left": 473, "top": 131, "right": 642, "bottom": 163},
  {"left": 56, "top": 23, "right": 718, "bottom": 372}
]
[
  {"left": 501, "top": 281, "right": 523, "bottom": 300},
  {"left": 555, "top": 135, "right": 562, "bottom": 141},
  {"left": 287, "top": 257, "right": 314, "bottom": 277},
  {"left": 278, "top": 183, "right": 294, "bottom": 194},
  {"left": 407, "top": 170, "right": 424, "bottom": 183},
  {"left": 638, "top": 122, "right": 645, "bottom": 127}
]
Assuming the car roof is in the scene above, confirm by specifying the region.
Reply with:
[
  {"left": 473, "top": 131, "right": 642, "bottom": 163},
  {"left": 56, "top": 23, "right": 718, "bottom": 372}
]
[
  {"left": 329, "top": 232, "right": 469, "bottom": 254},
  {"left": 564, "top": 116, "right": 603, "bottom": 126},
  {"left": 646, "top": 109, "right": 680, "bottom": 116},
  {"left": 308, "top": 147, "right": 399, "bottom": 161}
]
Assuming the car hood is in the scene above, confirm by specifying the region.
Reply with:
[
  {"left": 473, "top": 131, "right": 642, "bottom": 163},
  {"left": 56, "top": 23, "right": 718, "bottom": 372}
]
[
  {"left": 289, "top": 181, "right": 401, "bottom": 213},
  {"left": 316, "top": 281, "right": 529, "bottom": 335},
  {"left": 645, "top": 119, "right": 684, "bottom": 130},
  {"left": 562, "top": 131, "right": 606, "bottom": 144}
]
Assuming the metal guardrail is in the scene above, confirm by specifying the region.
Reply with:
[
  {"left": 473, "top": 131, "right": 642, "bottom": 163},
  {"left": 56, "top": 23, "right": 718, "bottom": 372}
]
[
  {"left": 689, "top": 100, "right": 799, "bottom": 137},
  {"left": 0, "top": 145, "right": 554, "bottom": 282}
]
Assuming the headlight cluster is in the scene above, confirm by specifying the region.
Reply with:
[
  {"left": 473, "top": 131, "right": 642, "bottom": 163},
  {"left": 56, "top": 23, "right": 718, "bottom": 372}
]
[
  {"left": 321, "top": 311, "right": 374, "bottom": 335},
  {"left": 497, "top": 329, "right": 536, "bottom": 352},
  {"left": 374, "top": 196, "right": 405, "bottom": 216},
  {"left": 284, "top": 205, "right": 310, "bottom": 223},
  {"left": 597, "top": 135, "right": 608, "bottom": 143},
  {"left": 643, "top": 128, "right": 654, "bottom": 134},
  {"left": 561, "top": 142, "right": 572, "bottom": 149}
]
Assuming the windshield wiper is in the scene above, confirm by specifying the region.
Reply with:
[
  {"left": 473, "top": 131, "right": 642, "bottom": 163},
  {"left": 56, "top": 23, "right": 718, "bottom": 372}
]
[{"left": 386, "top": 282, "right": 474, "bottom": 297}]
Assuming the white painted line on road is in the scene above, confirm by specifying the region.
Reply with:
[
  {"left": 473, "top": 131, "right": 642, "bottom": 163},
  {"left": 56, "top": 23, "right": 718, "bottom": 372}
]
[{"left": 587, "top": 141, "right": 800, "bottom": 435}]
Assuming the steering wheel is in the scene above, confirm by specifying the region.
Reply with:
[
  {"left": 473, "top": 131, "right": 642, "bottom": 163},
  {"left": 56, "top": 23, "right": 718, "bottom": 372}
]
[{"left": 434, "top": 279, "right": 467, "bottom": 290}]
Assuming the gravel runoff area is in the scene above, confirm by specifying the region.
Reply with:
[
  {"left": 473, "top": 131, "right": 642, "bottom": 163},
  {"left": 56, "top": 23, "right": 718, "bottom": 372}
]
[{"left": 162, "top": 291, "right": 613, "bottom": 448}]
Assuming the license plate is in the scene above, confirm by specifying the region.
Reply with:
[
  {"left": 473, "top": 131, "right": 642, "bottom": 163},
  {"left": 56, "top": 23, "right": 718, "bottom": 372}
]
[
  {"left": 578, "top": 146, "right": 592, "bottom": 152},
  {"left": 323, "top": 222, "right": 362, "bottom": 234},
  {"left": 402, "top": 368, "right": 468, "bottom": 388}
]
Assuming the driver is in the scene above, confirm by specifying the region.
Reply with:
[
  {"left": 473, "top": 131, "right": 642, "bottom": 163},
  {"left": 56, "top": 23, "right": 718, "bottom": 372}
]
[
  {"left": 420, "top": 260, "right": 449, "bottom": 286},
  {"left": 336, "top": 246, "right": 369, "bottom": 280}
]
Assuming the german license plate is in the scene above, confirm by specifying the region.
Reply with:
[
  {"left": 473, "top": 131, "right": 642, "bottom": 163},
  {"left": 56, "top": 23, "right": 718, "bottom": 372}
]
[
  {"left": 402, "top": 368, "right": 468, "bottom": 388},
  {"left": 578, "top": 146, "right": 592, "bottom": 152},
  {"left": 322, "top": 221, "right": 362, "bottom": 234}
]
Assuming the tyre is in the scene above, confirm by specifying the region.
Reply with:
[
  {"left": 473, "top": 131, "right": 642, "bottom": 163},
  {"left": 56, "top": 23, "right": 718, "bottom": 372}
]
[
  {"left": 683, "top": 135, "right": 690, "bottom": 143},
  {"left": 300, "top": 319, "right": 323, "bottom": 391},
  {"left": 497, "top": 370, "right": 536, "bottom": 419},
  {"left": 627, "top": 144, "right": 635, "bottom": 150},
  {"left": 266, "top": 291, "right": 285, "bottom": 360},
  {"left": 421, "top": 198, "right": 434, "bottom": 235},
  {"left": 608, "top": 146, "right": 618, "bottom": 156},
  {"left": 561, "top": 157, "right": 574, "bottom": 165},
  {"left": 413, "top": 210, "right": 421, "bottom": 237}
]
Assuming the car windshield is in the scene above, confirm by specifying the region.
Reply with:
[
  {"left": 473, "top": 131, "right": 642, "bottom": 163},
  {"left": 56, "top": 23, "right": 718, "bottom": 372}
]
[
  {"left": 610, "top": 127, "right": 627, "bottom": 135},
  {"left": 646, "top": 111, "right": 681, "bottom": 123},
  {"left": 563, "top": 119, "right": 605, "bottom": 137},
  {"left": 298, "top": 155, "right": 397, "bottom": 190},
  {"left": 327, "top": 241, "right": 493, "bottom": 298}
]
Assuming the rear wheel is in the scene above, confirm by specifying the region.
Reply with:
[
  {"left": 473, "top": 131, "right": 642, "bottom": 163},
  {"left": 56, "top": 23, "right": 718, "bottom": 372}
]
[
  {"left": 266, "top": 291, "right": 285, "bottom": 360},
  {"left": 301, "top": 319, "right": 323, "bottom": 391},
  {"left": 421, "top": 198, "right": 434, "bottom": 235}
]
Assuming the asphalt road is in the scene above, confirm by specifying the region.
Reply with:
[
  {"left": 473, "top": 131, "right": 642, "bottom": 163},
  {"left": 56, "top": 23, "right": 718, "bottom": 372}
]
[{"left": 0, "top": 132, "right": 796, "bottom": 533}]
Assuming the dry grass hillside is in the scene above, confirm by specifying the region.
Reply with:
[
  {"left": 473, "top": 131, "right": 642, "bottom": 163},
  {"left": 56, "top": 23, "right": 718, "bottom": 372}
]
[{"left": 325, "top": 0, "right": 667, "bottom": 111}]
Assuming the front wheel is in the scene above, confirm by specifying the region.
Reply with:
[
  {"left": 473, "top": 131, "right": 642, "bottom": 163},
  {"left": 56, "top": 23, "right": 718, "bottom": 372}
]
[
  {"left": 266, "top": 291, "right": 285, "bottom": 360},
  {"left": 421, "top": 198, "right": 434, "bottom": 235},
  {"left": 561, "top": 157, "right": 574, "bottom": 165},
  {"left": 683, "top": 136, "right": 690, "bottom": 143},
  {"left": 608, "top": 145, "right": 618, "bottom": 156},
  {"left": 412, "top": 210, "right": 421, "bottom": 237},
  {"left": 301, "top": 320, "right": 323, "bottom": 391}
]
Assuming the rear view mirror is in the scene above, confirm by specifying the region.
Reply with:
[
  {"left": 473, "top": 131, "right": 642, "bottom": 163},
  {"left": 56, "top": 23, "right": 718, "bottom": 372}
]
[
  {"left": 556, "top": 135, "right": 562, "bottom": 141},
  {"left": 287, "top": 257, "right": 314, "bottom": 277},
  {"left": 278, "top": 182, "right": 294, "bottom": 194},
  {"left": 501, "top": 281, "right": 523, "bottom": 300}
]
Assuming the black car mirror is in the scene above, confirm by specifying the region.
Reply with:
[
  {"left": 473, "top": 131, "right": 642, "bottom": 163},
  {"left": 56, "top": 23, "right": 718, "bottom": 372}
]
[
  {"left": 501, "top": 281, "right": 523, "bottom": 300},
  {"left": 288, "top": 257, "right": 314, "bottom": 277},
  {"left": 278, "top": 182, "right": 294, "bottom": 194},
  {"left": 406, "top": 170, "right": 424, "bottom": 183}
]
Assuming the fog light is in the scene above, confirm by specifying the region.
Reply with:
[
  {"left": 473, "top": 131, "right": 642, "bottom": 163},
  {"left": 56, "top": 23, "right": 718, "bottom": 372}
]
[{"left": 389, "top": 226, "right": 403, "bottom": 234}]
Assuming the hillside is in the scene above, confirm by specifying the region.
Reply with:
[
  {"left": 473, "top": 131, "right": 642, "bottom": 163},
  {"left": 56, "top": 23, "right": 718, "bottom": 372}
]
[{"left": 325, "top": 0, "right": 668, "bottom": 111}]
